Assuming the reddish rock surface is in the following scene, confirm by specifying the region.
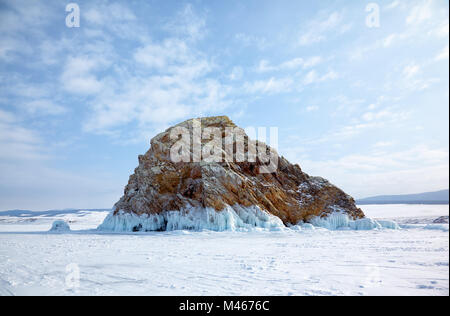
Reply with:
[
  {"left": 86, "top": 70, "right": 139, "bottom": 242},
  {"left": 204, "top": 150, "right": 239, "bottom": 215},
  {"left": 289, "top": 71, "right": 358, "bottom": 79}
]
[{"left": 113, "top": 116, "right": 364, "bottom": 225}]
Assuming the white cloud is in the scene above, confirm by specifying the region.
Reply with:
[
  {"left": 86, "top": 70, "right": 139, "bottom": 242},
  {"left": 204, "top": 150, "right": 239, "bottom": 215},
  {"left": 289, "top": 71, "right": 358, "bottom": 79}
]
[
  {"left": 303, "top": 71, "right": 319, "bottom": 85},
  {"left": 0, "top": 0, "right": 56, "bottom": 34},
  {"left": 245, "top": 64, "right": 338, "bottom": 96},
  {"left": 0, "top": 110, "right": 46, "bottom": 161},
  {"left": 280, "top": 58, "right": 306, "bottom": 70},
  {"left": 385, "top": 0, "right": 401, "bottom": 10},
  {"left": 403, "top": 63, "right": 420, "bottom": 78},
  {"left": 0, "top": 160, "right": 122, "bottom": 211},
  {"left": 298, "top": 11, "right": 346, "bottom": 46},
  {"left": 134, "top": 39, "right": 190, "bottom": 69},
  {"left": 406, "top": 0, "right": 432, "bottom": 25},
  {"left": 84, "top": 3, "right": 136, "bottom": 25},
  {"left": 0, "top": 109, "right": 122, "bottom": 211},
  {"left": 382, "top": 34, "right": 398, "bottom": 47},
  {"left": 235, "top": 33, "right": 268, "bottom": 50},
  {"left": 256, "top": 56, "right": 323, "bottom": 73},
  {"left": 306, "top": 105, "right": 319, "bottom": 112},
  {"left": 321, "top": 70, "right": 339, "bottom": 81},
  {"left": 0, "top": 0, "right": 58, "bottom": 62},
  {"left": 301, "top": 56, "right": 323, "bottom": 68},
  {"left": 70, "top": 5, "right": 234, "bottom": 140},
  {"left": 0, "top": 109, "right": 15, "bottom": 123},
  {"left": 0, "top": 109, "right": 120, "bottom": 212},
  {"left": 164, "top": 4, "right": 206, "bottom": 40},
  {"left": 280, "top": 56, "right": 323, "bottom": 70},
  {"left": 294, "top": 145, "right": 449, "bottom": 198},
  {"left": 431, "top": 20, "right": 449, "bottom": 38},
  {"left": 306, "top": 105, "right": 410, "bottom": 144},
  {"left": 84, "top": 52, "right": 227, "bottom": 136},
  {"left": 331, "top": 95, "right": 367, "bottom": 115},
  {"left": 244, "top": 77, "right": 293, "bottom": 95},
  {"left": 38, "top": 38, "right": 74, "bottom": 65},
  {"left": 352, "top": 2, "right": 447, "bottom": 61},
  {"left": 303, "top": 70, "right": 338, "bottom": 85},
  {"left": 22, "top": 99, "right": 66, "bottom": 116},
  {"left": 255, "top": 60, "right": 273, "bottom": 73},
  {"left": 373, "top": 141, "right": 395, "bottom": 148},
  {"left": 61, "top": 56, "right": 107, "bottom": 95},
  {"left": 5, "top": 81, "right": 50, "bottom": 99},
  {"left": 435, "top": 45, "right": 449, "bottom": 61},
  {"left": 229, "top": 66, "right": 243, "bottom": 81},
  {"left": 0, "top": 36, "right": 33, "bottom": 61},
  {"left": 360, "top": 106, "right": 409, "bottom": 127}
]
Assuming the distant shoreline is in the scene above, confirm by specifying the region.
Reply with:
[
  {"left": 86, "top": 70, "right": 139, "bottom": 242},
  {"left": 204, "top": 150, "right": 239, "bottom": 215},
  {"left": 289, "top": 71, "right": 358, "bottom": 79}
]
[{"left": 356, "top": 189, "right": 449, "bottom": 205}]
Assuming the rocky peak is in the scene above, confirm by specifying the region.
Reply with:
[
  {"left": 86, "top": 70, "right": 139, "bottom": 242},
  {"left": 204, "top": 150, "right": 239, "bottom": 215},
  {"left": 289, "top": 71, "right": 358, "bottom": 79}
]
[{"left": 107, "top": 116, "right": 364, "bottom": 231}]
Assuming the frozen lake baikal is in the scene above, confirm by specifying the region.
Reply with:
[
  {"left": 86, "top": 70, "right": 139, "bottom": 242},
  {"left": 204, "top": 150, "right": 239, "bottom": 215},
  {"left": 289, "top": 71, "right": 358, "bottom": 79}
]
[{"left": 0, "top": 204, "right": 448, "bottom": 296}]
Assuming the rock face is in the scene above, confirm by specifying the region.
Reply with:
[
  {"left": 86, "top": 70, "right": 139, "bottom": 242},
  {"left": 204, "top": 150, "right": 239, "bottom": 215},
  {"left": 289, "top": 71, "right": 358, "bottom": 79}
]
[{"left": 101, "top": 116, "right": 364, "bottom": 231}]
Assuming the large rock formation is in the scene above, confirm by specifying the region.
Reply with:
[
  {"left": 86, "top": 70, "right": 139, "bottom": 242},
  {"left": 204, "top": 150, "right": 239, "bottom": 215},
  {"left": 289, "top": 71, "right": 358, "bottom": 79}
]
[{"left": 99, "top": 116, "right": 364, "bottom": 232}]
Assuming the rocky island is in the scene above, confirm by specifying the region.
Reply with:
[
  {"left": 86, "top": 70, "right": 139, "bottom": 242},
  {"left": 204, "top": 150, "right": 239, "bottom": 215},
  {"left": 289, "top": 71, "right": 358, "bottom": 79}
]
[{"left": 99, "top": 116, "right": 365, "bottom": 232}]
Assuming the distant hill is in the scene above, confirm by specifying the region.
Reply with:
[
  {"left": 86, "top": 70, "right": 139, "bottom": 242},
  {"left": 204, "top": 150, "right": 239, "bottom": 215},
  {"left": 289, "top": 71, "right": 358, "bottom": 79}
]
[
  {"left": 357, "top": 189, "right": 449, "bottom": 205},
  {"left": 0, "top": 209, "right": 111, "bottom": 217}
]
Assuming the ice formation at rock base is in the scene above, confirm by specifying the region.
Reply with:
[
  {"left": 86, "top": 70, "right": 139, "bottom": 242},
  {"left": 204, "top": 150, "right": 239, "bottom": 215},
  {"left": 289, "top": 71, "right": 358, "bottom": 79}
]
[
  {"left": 308, "top": 212, "right": 400, "bottom": 231},
  {"left": 98, "top": 205, "right": 399, "bottom": 232},
  {"left": 98, "top": 205, "right": 285, "bottom": 232}
]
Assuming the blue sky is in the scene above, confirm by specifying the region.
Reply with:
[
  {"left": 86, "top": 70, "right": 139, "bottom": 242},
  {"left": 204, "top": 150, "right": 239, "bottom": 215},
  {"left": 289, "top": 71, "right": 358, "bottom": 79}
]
[{"left": 0, "top": 0, "right": 448, "bottom": 211}]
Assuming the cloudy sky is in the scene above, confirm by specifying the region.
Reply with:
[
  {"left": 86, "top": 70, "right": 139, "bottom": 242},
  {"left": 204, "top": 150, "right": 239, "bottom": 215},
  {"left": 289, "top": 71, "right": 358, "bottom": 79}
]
[{"left": 0, "top": 0, "right": 448, "bottom": 211}]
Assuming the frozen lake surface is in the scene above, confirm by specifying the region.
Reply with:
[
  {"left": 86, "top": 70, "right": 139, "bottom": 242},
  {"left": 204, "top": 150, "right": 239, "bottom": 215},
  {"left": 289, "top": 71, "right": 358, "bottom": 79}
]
[
  {"left": 0, "top": 204, "right": 448, "bottom": 296},
  {"left": 362, "top": 204, "right": 449, "bottom": 223}
]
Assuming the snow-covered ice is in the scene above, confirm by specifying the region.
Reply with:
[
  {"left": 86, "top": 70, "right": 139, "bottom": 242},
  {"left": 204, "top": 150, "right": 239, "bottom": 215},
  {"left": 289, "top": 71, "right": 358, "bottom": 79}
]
[
  {"left": 0, "top": 209, "right": 109, "bottom": 232},
  {"left": 0, "top": 204, "right": 448, "bottom": 296},
  {"left": 362, "top": 204, "right": 449, "bottom": 224}
]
